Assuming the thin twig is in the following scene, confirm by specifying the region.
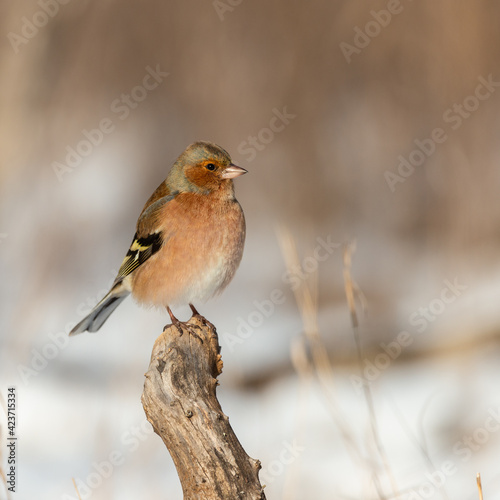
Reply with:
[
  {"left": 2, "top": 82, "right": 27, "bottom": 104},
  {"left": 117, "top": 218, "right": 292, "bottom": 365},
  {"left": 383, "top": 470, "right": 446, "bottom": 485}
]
[
  {"left": 343, "top": 242, "right": 400, "bottom": 499},
  {"left": 277, "top": 228, "right": 366, "bottom": 471},
  {"left": 388, "top": 398, "right": 449, "bottom": 500},
  {"left": 477, "top": 473, "right": 484, "bottom": 500},
  {"left": 416, "top": 391, "right": 442, "bottom": 459},
  {"left": 283, "top": 336, "right": 312, "bottom": 500},
  {"left": 72, "top": 478, "right": 83, "bottom": 500}
]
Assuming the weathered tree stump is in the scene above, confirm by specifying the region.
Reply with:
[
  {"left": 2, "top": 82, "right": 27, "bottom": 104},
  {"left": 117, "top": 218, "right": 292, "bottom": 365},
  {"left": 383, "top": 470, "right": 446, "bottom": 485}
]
[{"left": 141, "top": 315, "right": 266, "bottom": 500}]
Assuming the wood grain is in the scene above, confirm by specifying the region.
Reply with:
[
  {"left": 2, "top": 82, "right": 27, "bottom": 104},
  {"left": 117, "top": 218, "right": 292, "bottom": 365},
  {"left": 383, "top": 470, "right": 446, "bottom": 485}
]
[{"left": 142, "top": 315, "right": 266, "bottom": 499}]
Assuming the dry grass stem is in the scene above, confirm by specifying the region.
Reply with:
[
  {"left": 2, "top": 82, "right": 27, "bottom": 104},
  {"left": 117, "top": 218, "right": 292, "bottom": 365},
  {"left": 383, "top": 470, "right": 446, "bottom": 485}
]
[
  {"left": 477, "top": 473, "right": 484, "bottom": 500},
  {"left": 343, "top": 242, "right": 400, "bottom": 499},
  {"left": 389, "top": 398, "right": 449, "bottom": 500},
  {"left": 278, "top": 228, "right": 374, "bottom": 491},
  {"left": 72, "top": 478, "right": 83, "bottom": 500}
]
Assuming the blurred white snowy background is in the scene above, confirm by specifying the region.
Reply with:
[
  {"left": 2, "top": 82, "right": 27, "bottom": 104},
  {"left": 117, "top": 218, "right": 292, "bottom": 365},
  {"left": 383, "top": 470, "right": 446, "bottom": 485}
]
[{"left": 1, "top": 1, "right": 500, "bottom": 499}]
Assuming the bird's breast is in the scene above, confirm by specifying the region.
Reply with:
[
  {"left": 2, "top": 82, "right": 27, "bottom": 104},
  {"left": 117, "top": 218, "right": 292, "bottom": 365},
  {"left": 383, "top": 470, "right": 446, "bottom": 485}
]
[{"left": 132, "top": 191, "right": 245, "bottom": 307}]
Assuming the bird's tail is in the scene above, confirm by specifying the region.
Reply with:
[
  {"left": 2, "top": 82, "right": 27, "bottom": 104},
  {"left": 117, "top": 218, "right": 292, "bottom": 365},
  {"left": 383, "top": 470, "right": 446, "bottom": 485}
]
[{"left": 69, "top": 281, "right": 130, "bottom": 336}]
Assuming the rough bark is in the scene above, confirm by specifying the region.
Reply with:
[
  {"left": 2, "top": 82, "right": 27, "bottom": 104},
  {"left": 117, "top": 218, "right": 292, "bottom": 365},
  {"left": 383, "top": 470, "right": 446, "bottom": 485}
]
[{"left": 141, "top": 315, "right": 266, "bottom": 500}]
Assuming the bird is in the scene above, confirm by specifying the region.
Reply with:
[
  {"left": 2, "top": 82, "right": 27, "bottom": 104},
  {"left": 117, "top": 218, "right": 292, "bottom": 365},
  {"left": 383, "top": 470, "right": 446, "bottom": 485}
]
[{"left": 69, "top": 141, "right": 247, "bottom": 337}]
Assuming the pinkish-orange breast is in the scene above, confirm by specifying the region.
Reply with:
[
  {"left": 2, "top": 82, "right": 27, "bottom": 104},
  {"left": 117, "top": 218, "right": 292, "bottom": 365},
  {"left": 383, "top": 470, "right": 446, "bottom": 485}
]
[{"left": 131, "top": 190, "right": 245, "bottom": 307}]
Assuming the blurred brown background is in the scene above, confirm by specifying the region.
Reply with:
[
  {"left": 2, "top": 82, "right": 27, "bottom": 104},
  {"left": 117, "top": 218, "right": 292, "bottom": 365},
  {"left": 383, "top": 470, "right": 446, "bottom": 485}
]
[{"left": 1, "top": 1, "right": 500, "bottom": 499}]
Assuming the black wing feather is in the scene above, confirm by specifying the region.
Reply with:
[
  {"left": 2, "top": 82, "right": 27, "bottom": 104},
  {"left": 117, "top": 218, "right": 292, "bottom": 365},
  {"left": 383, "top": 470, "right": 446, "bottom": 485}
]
[{"left": 117, "top": 232, "right": 163, "bottom": 279}]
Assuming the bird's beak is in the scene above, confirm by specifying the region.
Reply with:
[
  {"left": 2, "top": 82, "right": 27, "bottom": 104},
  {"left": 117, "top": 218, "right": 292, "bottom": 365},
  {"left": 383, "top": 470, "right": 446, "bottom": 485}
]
[{"left": 222, "top": 164, "right": 248, "bottom": 179}]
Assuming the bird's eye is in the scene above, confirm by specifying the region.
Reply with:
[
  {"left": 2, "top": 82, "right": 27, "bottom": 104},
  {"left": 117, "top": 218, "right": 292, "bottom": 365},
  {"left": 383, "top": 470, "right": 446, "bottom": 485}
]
[{"left": 206, "top": 163, "right": 216, "bottom": 171}]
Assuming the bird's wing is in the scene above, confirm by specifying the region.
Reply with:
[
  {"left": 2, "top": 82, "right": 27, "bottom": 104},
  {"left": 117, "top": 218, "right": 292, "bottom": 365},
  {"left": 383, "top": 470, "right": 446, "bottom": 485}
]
[
  {"left": 116, "top": 230, "right": 164, "bottom": 279},
  {"left": 115, "top": 190, "right": 176, "bottom": 282}
]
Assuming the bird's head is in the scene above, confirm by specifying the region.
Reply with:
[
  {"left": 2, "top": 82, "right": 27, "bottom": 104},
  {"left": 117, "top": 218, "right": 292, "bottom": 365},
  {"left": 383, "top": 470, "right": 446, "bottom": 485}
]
[{"left": 167, "top": 141, "right": 247, "bottom": 195}]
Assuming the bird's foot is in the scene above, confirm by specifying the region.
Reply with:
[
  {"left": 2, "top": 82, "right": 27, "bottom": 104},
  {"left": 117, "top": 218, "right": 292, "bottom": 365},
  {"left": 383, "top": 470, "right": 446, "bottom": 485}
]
[
  {"left": 165, "top": 306, "right": 203, "bottom": 343},
  {"left": 189, "top": 304, "right": 216, "bottom": 333}
]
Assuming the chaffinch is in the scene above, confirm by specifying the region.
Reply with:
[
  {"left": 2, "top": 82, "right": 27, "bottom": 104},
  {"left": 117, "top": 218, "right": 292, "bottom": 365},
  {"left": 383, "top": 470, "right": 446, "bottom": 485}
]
[{"left": 70, "top": 141, "right": 247, "bottom": 336}]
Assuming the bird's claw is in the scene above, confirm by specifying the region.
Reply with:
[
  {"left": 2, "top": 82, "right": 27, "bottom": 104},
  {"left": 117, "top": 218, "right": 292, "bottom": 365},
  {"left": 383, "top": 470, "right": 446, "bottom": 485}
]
[
  {"left": 189, "top": 304, "right": 216, "bottom": 332},
  {"left": 165, "top": 306, "right": 203, "bottom": 342},
  {"left": 163, "top": 321, "right": 203, "bottom": 343}
]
